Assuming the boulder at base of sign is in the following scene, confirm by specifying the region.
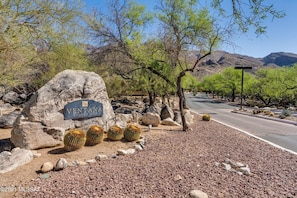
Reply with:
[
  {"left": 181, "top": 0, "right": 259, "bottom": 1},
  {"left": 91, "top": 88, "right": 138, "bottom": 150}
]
[{"left": 11, "top": 70, "right": 115, "bottom": 150}]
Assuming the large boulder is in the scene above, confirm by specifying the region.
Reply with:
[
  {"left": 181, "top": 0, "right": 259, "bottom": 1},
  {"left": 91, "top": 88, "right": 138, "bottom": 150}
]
[
  {"left": 2, "top": 91, "right": 25, "bottom": 105},
  {"left": 0, "top": 147, "right": 33, "bottom": 174},
  {"left": 0, "top": 109, "right": 21, "bottom": 128},
  {"left": 160, "top": 105, "right": 174, "bottom": 120},
  {"left": 11, "top": 70, "right": 115, "bottom": 149},
  {"left": 140, "top": 112, "right": 161, "bottom": 127}
]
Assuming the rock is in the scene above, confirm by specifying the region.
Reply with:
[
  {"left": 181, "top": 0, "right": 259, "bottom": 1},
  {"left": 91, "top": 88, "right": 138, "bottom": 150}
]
[
  {"left": 140, "top": 112, "right": 161, "bottom": 127},
  {"left": 0, "top": 103, "right": 15, "bottom": 115},
  {"left": 143, "top": 104, "right": 161, "bottom": 114},
  {"left": 54, "top": 158, "right": 68, "bottom": 171},
  {"left": 110, "top": 154, "right": 118, "bottom": 159},
  {"left": 0, "top": 148, "right": 33, "bottom": 173},
  {"left": 222, "top": 163, "right": 232, "bottom": 172},
  {"left": 11, "top": 70, "right": 115, "bottom": 149},
  {"left": 39, "top": 173, "right": 51, "bottom": 179},
  {"left": 72, "top": 160, "right": 87, "bottom": 166},
  {"left": 95, "top": 154, "right": 108, "bottom": 161},
  {"left": 2, "top": 91, "right": 24, "bottom": 105},
  {"left": 174, "top": 111, "right": 182, "bottom": 124},
  {"left": 240, "top": 166, "right": 251, "bottom": 175},
  {"left": 31, "top": 150, "right": 41, "bottom": 158},
  {"left": 136, "top": 137, "right": 146, "bottom": 147},
  {"left": 117, "top": 149, "right": 128, "bottom": 156},
  {"left": 0, "top": 109, "right": 21, "bottom": 129},
  {"left": 86, "top": 159, "right": 96, "bottom": 164},
  {"left": 190, "top": 190, "right": 208, "bottom": 198},
  {"left": 117, "top": 148, "right": 136, "bottom": 156},
  {"left": 160, "top": 105, "right": 174, "bottom": 120},
  {"left": 173, "top": 174, "right": 183, "bottom": 181},
  {"left": 126, "top": 148, "right": 136, "bottom": 154},
  {"left": 40, "top": 162, "right": 54, "bottom": 173},
  {"left": 134, "top": 144, "right": 143, "bottom": 151},
  {"left": 161, "top": 118, "right": 181, "bottom": 126},
  {"left": 184, "top": 109, "right": 194, "bottom": 125},
  {"left": 0, "top": 151, "right": 11, "bottom": 162},
  {"left": 115, "top": 113, "right": 133, "bottom": 126}
]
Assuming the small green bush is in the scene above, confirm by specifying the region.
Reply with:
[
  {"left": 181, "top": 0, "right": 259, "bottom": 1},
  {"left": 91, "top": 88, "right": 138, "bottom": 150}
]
[{"left": 280, "top": 109, "right": 291, "bottom": 119}]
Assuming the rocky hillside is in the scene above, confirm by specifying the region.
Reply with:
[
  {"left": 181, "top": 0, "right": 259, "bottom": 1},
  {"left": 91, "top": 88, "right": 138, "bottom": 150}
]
[
  {"left": 187, "top": 51, "right": 297, "bottom": 79},
  {"left": 262, "top": 52, "right": 297, "bottom": 66}
]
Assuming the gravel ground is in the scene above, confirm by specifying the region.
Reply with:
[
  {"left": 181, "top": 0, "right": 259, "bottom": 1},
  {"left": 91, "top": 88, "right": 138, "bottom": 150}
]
[{"left": 16, "top": 114, "right": 297, "bottom": 198}]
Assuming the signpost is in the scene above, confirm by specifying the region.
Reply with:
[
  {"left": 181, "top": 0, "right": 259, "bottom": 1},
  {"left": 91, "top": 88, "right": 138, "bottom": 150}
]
[
  {"left": 64, "top": 99, "right": 103, "bottom": 120},
  {"left": 234, "top": 66, "right": 252, "bottom": 110}
]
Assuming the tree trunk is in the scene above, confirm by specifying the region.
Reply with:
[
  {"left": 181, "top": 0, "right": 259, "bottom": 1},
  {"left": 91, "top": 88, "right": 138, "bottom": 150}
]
[
  {"left": 177, "top": 72, "right": 189, "bottom": 131},
  {"left": 148, "top": 91, "right": 155, "bottom": 106},
  {"left": 231, "top": 88, "right": 235, "bottom": 102}
]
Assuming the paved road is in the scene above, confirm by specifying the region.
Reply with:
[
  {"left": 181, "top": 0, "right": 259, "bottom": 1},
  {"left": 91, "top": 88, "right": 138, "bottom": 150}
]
[{"left": 186, "top": 93, "right": 297, "bottom": 154}]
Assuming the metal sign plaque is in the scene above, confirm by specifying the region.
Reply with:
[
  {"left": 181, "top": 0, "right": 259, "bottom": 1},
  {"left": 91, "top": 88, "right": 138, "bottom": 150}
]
[{"left": 64, "top": 99, "right": 103, "bottom": 120}]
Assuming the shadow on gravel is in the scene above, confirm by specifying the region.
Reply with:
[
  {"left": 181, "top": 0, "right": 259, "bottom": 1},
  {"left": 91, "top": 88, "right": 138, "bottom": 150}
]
[
  {"left": 48, "top": 148, "right": 68, "bottom": 155},
  {"left": 0, "top": 138, "right": 14, "bottom": 152},
  {"left": 192, "top": 99, "right": 225, "bottom": 104}
]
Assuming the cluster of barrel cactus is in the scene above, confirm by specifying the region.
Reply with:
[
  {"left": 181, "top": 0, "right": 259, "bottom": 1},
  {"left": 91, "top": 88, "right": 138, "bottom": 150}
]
[
  {"left": 63, "top": 124, "right": 142, "bottom": 151},
  {"left": 202, "top": 114, "right": 211, "bottom": 121},
  {"left": 124, "top": 124, "right": 141, "bottom": 142}
]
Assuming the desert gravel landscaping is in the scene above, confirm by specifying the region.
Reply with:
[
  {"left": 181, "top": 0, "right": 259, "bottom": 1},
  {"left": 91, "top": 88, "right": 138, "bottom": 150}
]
[
  {"left": 10, "top": 114, "right": 297, "bottom": 198},
  {"left": 2, "top": 114, "right": 297, "bottom": 198}
]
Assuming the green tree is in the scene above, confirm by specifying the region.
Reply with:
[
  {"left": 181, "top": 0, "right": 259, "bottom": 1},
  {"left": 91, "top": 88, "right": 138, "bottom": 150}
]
[
  {"left": 156, "top": 0, "right": 220, "bottom": 130},
  {"left": 86, "top": 0, "right": 176, "bottom": 103},
  {"left": 87, "top": 0, "right": 284, "bottom": 131},
  {"left": 251, "top": 65, "right": 297, "bottom": 106},
  {"left": 0, "top": 0, "right": 87, "bottom": 91}
]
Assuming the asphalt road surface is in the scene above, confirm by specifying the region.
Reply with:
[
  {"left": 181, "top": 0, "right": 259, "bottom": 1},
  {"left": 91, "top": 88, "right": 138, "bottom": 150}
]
[{"left": 186, "top": 93, "right": 297, "bottom": 154}]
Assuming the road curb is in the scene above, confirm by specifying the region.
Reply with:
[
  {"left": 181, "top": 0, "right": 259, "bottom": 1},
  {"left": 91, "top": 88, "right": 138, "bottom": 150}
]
[
  {"left": 231, "top": 110, "right": 297, "bottom": 126},
  {"left": 190, "top": 110, "right": 297, "bottom": 156}
]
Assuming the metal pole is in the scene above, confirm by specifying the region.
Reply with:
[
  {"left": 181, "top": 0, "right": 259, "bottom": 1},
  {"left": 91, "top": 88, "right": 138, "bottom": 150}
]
[
  {"left": 240, "top": 68, "right": 244, "bottom": 110},
  {"left": 234, "top": 66, "right": 252, "bottom": 110}
]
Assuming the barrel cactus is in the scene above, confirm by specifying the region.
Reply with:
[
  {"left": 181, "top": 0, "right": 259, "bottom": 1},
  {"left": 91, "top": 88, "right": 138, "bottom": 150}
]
[
  {"left": 202, "top": 114, "right": 211, "bottom": 121},
  {"left": 124, "top": 124, "right": 141, "bottom": 142},
  {"left": 107, "top": 125, "right": 124, "bottom": 141},
  {"left": 86, "top": 125, "right": 104, "bottom": 146},
  {"left": 63, "top": 129, "right": 86, "bottom": 151}
]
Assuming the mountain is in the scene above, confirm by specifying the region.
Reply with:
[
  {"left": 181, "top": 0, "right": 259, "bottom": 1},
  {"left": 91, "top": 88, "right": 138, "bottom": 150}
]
[
  {"left": 189, "top": 51, "right": 297, "bottom": 79},
  {"left": 262, "top": 52, "right": 297, "bottom": 66}
]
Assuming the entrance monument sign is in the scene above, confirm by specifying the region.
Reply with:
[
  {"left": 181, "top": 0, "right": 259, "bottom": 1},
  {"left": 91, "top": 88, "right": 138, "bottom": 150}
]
[{"left": 64, "top": 99, "right": 103, "bottom": 120}]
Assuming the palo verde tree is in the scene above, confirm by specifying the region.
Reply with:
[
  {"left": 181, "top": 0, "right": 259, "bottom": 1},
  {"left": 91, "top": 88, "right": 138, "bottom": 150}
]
[
  {"left": 85, "top": 0, "right": 177, "bottom": 103},
  {"left": 0, "top": 0, "right": 88, "bottom": 91},
  {"left": 250, "top": 65, "right": 297, "bottom": 107},
  {"left": 155, "top": 0, "right": 284, "bottom": 130},
  {"left": 86, "top": 0, "right": 284, "bottom": 131},
  {"left": 156, "top": 0, "right": 221, "bottom": 130}
]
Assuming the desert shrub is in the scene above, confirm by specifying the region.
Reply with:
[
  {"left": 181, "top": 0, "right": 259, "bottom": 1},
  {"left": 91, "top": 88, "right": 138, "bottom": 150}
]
[{"left": 280, "top": 109, "right": 292, "bottom": 119}]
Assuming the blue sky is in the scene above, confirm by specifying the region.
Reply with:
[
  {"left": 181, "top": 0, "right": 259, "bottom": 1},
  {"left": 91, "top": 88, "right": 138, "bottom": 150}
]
[{"left": 84, "top": 0, "right": 297, "bottom": 58}]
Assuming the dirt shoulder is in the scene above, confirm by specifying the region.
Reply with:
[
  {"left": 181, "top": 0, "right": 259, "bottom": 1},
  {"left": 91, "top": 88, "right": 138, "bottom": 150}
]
[{"left": 0, "top": 125, "right": 180, "bottom": 198}]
